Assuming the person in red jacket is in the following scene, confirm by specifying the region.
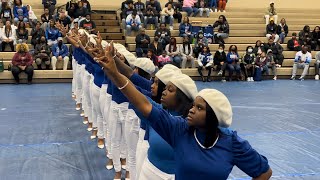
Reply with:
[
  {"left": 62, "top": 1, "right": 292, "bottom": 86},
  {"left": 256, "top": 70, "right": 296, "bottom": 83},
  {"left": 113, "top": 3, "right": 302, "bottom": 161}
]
[{"left": 11, "top": 43, "right": 34, "bottom": 84}]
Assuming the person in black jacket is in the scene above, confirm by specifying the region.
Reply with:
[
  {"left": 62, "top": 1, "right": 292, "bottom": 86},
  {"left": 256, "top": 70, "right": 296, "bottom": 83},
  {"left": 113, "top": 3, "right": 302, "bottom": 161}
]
[
  {"left": 311, "top": 26, "right": 320, "bottom": 50},
  {"left": 241, "top": 46, "right": 256, "bottom": 81},
  {"left": 154, "top": 23, "right": 171, "bottom": 49},
  {"left": 121, "top": 1, "right": 135, "bottom": 20},
  {"left": 277, "top": 18, "right": 288, "bottom": 44},
  {"left": 135, "top": 28, "right": 151, "bottom": 57},
  {"left": 214, "top": 44, "right": 227, "bottom": 80},
  {"left": 16, "top": 21, "right": 28, "bottom": 43},
  {"left": 266, "top": 19, "right": 279, "bottom": 42},
  {"left": 287, "top": 32, "right": 303, "bottom": 51},
  {"left": 31, "top": 22, "right": 45, "bottom": 48},
  {"left": 253, "top": 40, "right": 265, "bottom": 55},
  {"left": 66, "top": 0, "right": 78, "bottom": 19},
  {"left": 148, "top": 35, "right": 163, "bottom": 55},
  {"left": 264, "top": 37, "right": 284, "bottom": 66},
  {"left": 299, "top": 25, "right": 312, "bottom": 48},
  {"left": 74, "top": 1, "right": 88, "bottom": 19},
  {"left": 166, "top": 0, "right": 182, "bottom": 23},
  {"left": 144, "top": 4, "right": 159, "bottom": 29},
  {"left": 40, "top": 7, "right": 52, "bottom": 30},
  {"left": 213, "top": 15, "right": 229, "bottom": 44},
  {"left": 146, "top": 0, "right": 162, "bottom": 13},
  {"left": 134, "top": 0, "right": 145, "bottom": 22},
  {"left": 0, "top": 2, "right": 13, "bottom": 24},
  {"left": 81, "top": 0, "right": 91, "bottom": 12}
]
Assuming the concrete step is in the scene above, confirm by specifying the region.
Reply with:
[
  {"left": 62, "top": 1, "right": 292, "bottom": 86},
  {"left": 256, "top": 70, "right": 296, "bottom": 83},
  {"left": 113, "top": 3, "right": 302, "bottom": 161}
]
[
  {"left": 0, "top": 70, "right": 73, "bottom": 80},
  {"left": 96, "top": 26, "right": 121, "bottom": 33}
]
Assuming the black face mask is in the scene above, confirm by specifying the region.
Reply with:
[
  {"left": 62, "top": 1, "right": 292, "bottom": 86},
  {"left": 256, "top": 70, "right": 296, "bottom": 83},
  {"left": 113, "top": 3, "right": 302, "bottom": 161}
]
[
  {"left": 58, "top": 41, "right": 63, "bottom": 46},
  {"left": 154, "top": 37, "right": 159, "bottom": 41}
]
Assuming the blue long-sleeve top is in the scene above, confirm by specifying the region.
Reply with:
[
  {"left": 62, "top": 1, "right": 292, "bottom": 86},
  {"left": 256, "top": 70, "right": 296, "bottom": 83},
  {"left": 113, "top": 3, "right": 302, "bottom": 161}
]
[
  {"left": 52, "top": 43, "right": 69, "bottom": 58},
  {"left": 111, "top": 83, "right": 128, "bottom": 104},
  {"left": 45, "top": 27, "right": 61, "bottom": 41},
  {"left": 226, "top": 52, "right": 240, "bottom": 64},
  {"left": 93, "top": 63, "right": 104, "bottom": 88},
  {"left": 179, "top": 23, "right": 192, "bottom": 37},
  {"left": 13, "top": 6, "right": 28, "bottom": 18},
  {"left": 102, "top": 75, "right": 109, "bottom": 85}
]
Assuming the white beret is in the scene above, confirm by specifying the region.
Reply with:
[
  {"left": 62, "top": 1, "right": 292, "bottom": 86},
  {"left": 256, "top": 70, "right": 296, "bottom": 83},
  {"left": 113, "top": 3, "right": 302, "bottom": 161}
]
[
  {"left": 162, "top": 64, "right": 182, "bottom": 74},
  {"left": 170, "top": 74, "right": 198, "bottom": 100},
  {"left": 134, "top": 58, "right": 155, "bottom": 74},
  {"left": 114, "top": 43, "right": 126, "bottom": 51},
  {"left": 89, "top": 36, "right": 97, "bottom": 46},
  {"left": 101, "top": 40, "right": 108, "bottom": 49},
  {"left": 197, "top": 89, "right": 233, "bottom": 128},
  {"left": 155, "top": 68, "right": 177, "bottom": 85},
  {"left": 122, "top": 51, "right": 137, "bottom": 65}
]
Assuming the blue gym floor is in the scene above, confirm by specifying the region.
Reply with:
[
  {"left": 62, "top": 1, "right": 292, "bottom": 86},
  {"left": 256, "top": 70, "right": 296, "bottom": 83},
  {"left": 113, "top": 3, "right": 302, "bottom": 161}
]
[{"left": 0, "top": 80, "right": 319, "bottom": 180}]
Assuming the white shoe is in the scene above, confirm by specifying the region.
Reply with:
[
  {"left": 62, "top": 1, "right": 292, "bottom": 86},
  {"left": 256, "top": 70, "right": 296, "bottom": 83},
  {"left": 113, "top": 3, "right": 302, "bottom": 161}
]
[
  {"left": 169, "top": 26, "right": 173, "bottom": 31},
  {"left": 210, "top": 9, "right": 213, "bottom": 12},
  {"left": 247, "top": 77, "right": 250, "bottom": 81},
  {"left": 276, "top": 64, "right": 281, "bottom": 68},
  {"left": 80, "top": 112, "right": 85, "bottom": 117},
  {"left": 106, "top": 165, "right": 114, "bottom": 170},
  {"left": 215, "top": 9, "right": 217, "bottom": 12},
  {"left": 76, "top": 107, "right": 80, "bottom": 110},
  {"left": 121, "top": 165, "right": 126, "bottom": 169},
  {"left": 299, "top": 76, "right": 304, "bottom": 81},
  {"left": 273, "top": 76, "right": 277, "bottom": 80},
  {"left": 87, "top": 127, "right": 93, "bottom": 132},
  {"left": 98, "top": 144, "right": 105, "bottom": 149},
  {"left": 251, "top": 77, "right": 254, "bottom": 81},
  {"left": 315, "top": 74, "right": 319, "bottom": 80},
  {"left": 223, "top": 10, "right": 226, "bottom": 12},
  {"left": 290, "top": 76, "right": 295, "bottom": 80}
]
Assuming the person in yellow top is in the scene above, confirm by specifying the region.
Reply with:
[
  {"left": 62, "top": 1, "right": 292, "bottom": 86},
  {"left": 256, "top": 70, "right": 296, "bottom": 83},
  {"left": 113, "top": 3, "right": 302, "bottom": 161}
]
[
  {"left": 160, "top": 3, "right": 174, "bottom": 30},
  {"left": 264, "top": 2, "right": 278, "bottom": 25}
]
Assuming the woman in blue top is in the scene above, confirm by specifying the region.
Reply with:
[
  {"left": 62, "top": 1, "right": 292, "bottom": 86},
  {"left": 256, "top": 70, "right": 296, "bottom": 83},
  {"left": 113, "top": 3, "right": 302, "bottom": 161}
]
[
  {"left": 46, "top": 20, "right": 61, "bottom": 46},
  {"left": 179, "top": 16, "right": 193, "bottom": 40},
  {"left": 13, "top": 0, "right": 28, "bottom": 24},
  {"left": 226, "top": 45, "right": 241, "bottom": 81},
  {"left": 97, "top": 42, "right": 272, "bottom": 180}
]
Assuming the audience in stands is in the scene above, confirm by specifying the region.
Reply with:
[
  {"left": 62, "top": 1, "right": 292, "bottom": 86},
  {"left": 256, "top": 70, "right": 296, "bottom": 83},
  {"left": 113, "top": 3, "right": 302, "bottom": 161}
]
[
  {"left": 41, "top": 7, "right": 52, "bottom": 30},
  {"left": 144, "top": 4, "right": 159, "bottom": 29},
  {"left": 213, "top": 15, "right": 229, "bottom": 44},
  {"left": 195, "top": 30, "right": 208, "bottom": 45},
  {"left": 218, "top": 0, "right": 227, "bottom": 12},
  {"left": 79, "top": 13, "right": 96, "bottom": 34},
  {"left": 179, "top": 16, "right": 192, "bottom": 40},
  {"left": 182, "top": 0, "right": 200, "bottom": 17},
  {"left": 121, "top": 0, "right": 134, "bottom": 21},
  {"left": 161, "top": 2, "right": 174, "bottom": 30},
  {"left": 42, "top": 0, "right": 56, "bottom": 16},
  {"left": 264, "top": 37, "right": 284, "bottom": 67},
  {"left": 146, "top": 49, "right": 158, "bottom": 67},
  {"left": 208, "top": 0, "right": 217, "bottom": 12},
  {"left": 291, "top": 46, "right": 311, "bottom": 81},
  {"left": 266, "top": 19, "right": 279, "bottom": 43},
  {"left": 51, "top": 37, "right": 69, "bottom": 70},
  {"left": 26, "top": 5, "right": 37, "bottom": 27},
  {"left": 166, "top": 0, "right": 182, "bottom": 23},
  {"left": 311, "top": 26, "right": 320, "bottom": 51},
  {"left": 81, "top": 0, "right": 91, "bottom": 12},
  {"left": 196, "top": 0, "right": 210, "bottom": 17},
  {"left": 13, "top": 0, "right": 28, "bottom": 24},
  {"left": 197, "top": 45, "right": 213, "bottom": 82},
  {"left": 66, "top": 0, "right": 78, "bottom": 19},
  {"left": 1, "top": 20, "right": 16, "bottom": 52},
  {"left": 149, "top": 35, "right": 163, "bottom": 55},
  {"left": 265, "top": 49, "right": 278, "bottom": 80},
  {"left": 165, "top": 37, "right": 182, "bottom": 67},
  {"left": 16, "top": 21, "right": 28, "bottom": 43},
  {"left": 214, "top": 44, "right": 227, "bottom": 80},
  {"left": 315, "top": 51, "right": 320, "bottom": 80},
  {"left": 265, "top": 2, "right": 277, "bottom": 25},
  {"left": 226, "top": 45, "right": 241, "bottom": 81},
  {"left": 146, "top": 0, "right": 162, "bottom": 13},
  {"left": 121, "top": 0, "right": 132, "bottom": 12},
  {"left": 287, "top": 32, "right": 303, "bottom": 51},
  {"left": 155, "top": 23, "right": 171, "bottom": 49},
  {"left": 299, "top": 25, "right": 312, "bottom": 48},
  {"left": 45, "top": 19, "right": 61, "bottom": 46},
  {"left": 11, "top": 43, "right": 33, "bottom": 84},
  {"left": 31, "top": 22, "right": 45, "bottom": 48},
  {"left": 0, "top": 2, "right": 13, "bottom": 24},
  {"left": 56, "top": 9, "right": 72, "bottom": 29},
  {"left": 34, "top": 35, "right": 51, "bottom": 70},
  {"left": 134, "top": 0, "right": 145, "bottom": 21},
  {"left": 241, "top": 46, "right": 256, "bottom": 81},
  {"left": 253, "top": 40, "right": 264, "bottom": 55},
  {"left": 157, "top": 50, "right": 171, "bottom": 68},
  {"left": 179, "top": 36, "right": 195, "bottom": 68},
  {"left": 74, "top": 1, "right": 89, "bottom": 21},
  {"left": 277, "top": 18, "right": 288, "bottom": 44},
  {"left": 255, "top": 52, "right": 268, "bottom": 81},
  {"left": 125, "top": 11, "right": 142, "bottom": 36},
  {"left": 135, "top": 28, "right": 150, "bottom": 57}
]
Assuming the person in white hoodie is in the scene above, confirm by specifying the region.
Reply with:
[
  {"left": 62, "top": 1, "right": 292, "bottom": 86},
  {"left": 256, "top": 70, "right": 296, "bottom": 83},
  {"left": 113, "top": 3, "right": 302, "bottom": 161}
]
[
  {"left": 1, "top": 20, "right": 17, "bottom": 51},
  {"left": 160, "top": 3, "right": 174, "bottom": 30},
  {"left": 26, "top": 5, "right": 37, "bottom": 27},
  {"left": 126, "top": 10, "right": 142, "bottom": 36}
]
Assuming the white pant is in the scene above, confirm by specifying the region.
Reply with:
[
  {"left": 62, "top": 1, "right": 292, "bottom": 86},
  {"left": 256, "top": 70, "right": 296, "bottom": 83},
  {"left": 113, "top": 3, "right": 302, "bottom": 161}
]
[
  {"left": 110, "top": 101, "right": 128, "bottom": 172},
  {"left": 104, "top": 95, "right": 113, "bottom": 159},
  {"left": 91, "top": 83, "right": 103, "bottom": 134},
  {"left": 71, "top": 57, "right": 76, "bottom": 95},
  {"left": 264, "top": 14, "right": 278, "bottom": 25},
  {"left": 47, "top": 39, "right": 57, "bottom": 46},
  {"left": 51, "top": 56, "right": 69, "bottom": 70},
  {"left": 89, "top": 76, "right": 96, "bottom": 126},
  {"left": 181, "top": 56, "right": 195, "bottom": 69},
  {"left": 199, "top": 8, "right": 210, "bottom": 17},
  {"left": 99, "top": 84, "right": 108, "bottom": 139},
  {"left": 266, "top": 34, "right": 279, "bottom": 42},
  {"left": 82, "top": 71, "right": 92, "bottom": 120},
  {"left": 135, "top": 129, "right": 149, "bottom": 180},
  {"left": 292, "top": 63, "right": 309, "bottom": 78},
  {"left": 139, "top": 158, "right": 175, "bottom": 180},
  {"left": 75, "top": 64, "right": 84, "bottom": 104},
  {"left": 125, "top": 109, "right": 140, "bottom": 180}
]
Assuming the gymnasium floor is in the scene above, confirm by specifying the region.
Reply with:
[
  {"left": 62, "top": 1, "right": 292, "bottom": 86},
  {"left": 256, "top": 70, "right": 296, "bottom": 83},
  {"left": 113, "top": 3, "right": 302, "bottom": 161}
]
[{"left": 0, "top": 80, "right": 319, "bottom": 180}]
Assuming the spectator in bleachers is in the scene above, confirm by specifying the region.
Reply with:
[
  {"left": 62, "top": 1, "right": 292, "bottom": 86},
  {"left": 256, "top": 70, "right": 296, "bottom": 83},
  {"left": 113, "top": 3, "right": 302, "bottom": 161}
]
[
  {"left": 143, "top": 4, "right": 159, "bottom": 29},
  {"left": 179, "top": 16, "right": 193, "bottom": 41},
  {"left": 134, "top": 0, "right": 145, "bottom": 21},
  {"left": 135, "top": 28, "right": 150, "bottom": 57},
  {"left": 161, "top": 2, "right": 174, "bottom": 30},
  {"left": 311, "top": 26, "right": 320, "bottom": 51},
  {"left": 182, "top": 0, "right": 199, "bottom": 17},
  {"left": 146, "top": 49, "right": 159, "bottom": 67},
  {"left": 56, "top": 9, "right": 72, "bottom": 29},
  {"left": 121, "top": 0, "right": 132, "bottom": 12},
  {"left": 197, "top": 45, "right": 213, "bottom": 82},
  {"left": 266, "top": 19, "right": 279, "bottom": 43},
  {"left": 287, "top": 32, "right": 303, "bottom": 51},
  {"left": 81, "top": 0, "right": 91, "bottom": 12},
  {"left": 26, "top": 5, "right": 37, "bottom": 28},
  {"left": 195, "top": 30, "right": 208, "bottom": 45},
  {"left": 264, "top": 2, "right": 277, "bottom": 25},
  {"left": 214, "top": 44, "right": 227, "bottom": 79},
  {"left": 213, "top": 15, "right": 229, "bottom": 44},
  {"left": 193, "top": 41, "right": 205, "bottom": 58},
  {"left": 51, "top": 37, "right": 69, "bottom": 70},
  {"left": 299, "top": 25, "right": 311, "bottom": 47},
  {"left": 121, "top": 0, "right": 134, "bottom": 21},
  {"left": 11, "top": 43, "right": 33, "bottom": 84},
  {"left": 74, "top": 1, "right": 89, "bottom": 22},
  {"left": 146, "top": 0, "right": 162, "bottom": 13},
  {"left": 13, "top": 0, "right": 28, "bottom": 24},
  {"left": 277, "top": 18, "right": 288, "bottom": 44},
  {"left": 0, "top": 2, "right": 13, "bottom": 24},
  {"left": 125, "top": 11, "right": 142, "bottom": 36},
  {"left": 226, "top": 45, "right": 241, "bottom": 81},
  {"left": 253, "top": 40, "right": 264, "bottom": 55},
  {"left": 148, "top": 35, "right": 163, "bottom": 56},
  {"left": 290, "top": 46, "right": 311, "bottom": 81},
  {"left": 218, "top": 0, "right": 227, "bottom": 12},
  {"left": 79, "top": 13, "right": 96, "bottom": 34},
  {"left": 255, "top": 52, "right": 267, "bottom": 80},
  {"left": 196, "top": 0, "right": 210, "bottom": 17},
  {"left": 241, "top": 46, "right": 256, "bottom": 81},
  {"left": 34, "top": 35, "right": 51, "bottom": 70},
  {"left": 165, "top": 37, "right": 182, "bottom": 68},
  {"left": 265, "top": 49, "right": 278, "bottom": 80},
  {"left": 1, "top": 20, "right": 16, "bottom": 51},
  {"left": 42, "top": 0, "right": 56, "bottom": 16},
  {"left": 157, "top": 50, "right": 171, "bottom": 68},
  {"left": 66, "top": 0, "right": 78, "bottom": 19},
  {"left": 45, "top": 19, "right": 61, "bottom": 46},
  {"left": 315, "top": 51, "right": 320, "bottom": 80},
  {"left": 31, "top": 22, "right": 45, "bottom": 48},
  {"left": 16, "top": 21, "right": 28, "bottom": 43},
  {"left": 41, "top": 7, "right": 52, "bottom": 30},
  {"left": 155, "top": 23, "right": 171, "bottom": 49},
  {"left": 208, "top": 0, "right": 217, "bottom": 12},
  {"left": 179, "top": 36, "right": 195, "bottom": 68},
  {"left": 264, "top": 37, "right": 284, "bottom": 67},
  {"left": 166, "top": 0, "right": 182, "bottom": 23}
]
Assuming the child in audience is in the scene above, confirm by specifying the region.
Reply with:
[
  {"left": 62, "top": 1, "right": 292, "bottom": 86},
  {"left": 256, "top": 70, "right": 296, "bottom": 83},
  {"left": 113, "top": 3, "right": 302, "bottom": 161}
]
[{"left": 158, "top": 50, "right": 172, "bottom": 68}]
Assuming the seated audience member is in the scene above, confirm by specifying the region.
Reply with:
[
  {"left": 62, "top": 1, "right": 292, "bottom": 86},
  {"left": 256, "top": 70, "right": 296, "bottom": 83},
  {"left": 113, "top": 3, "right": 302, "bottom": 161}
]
[
  {"left": 146, "top": 0, "right": 162, "bottom": 13},
  {"left": 42, "top": 0, "right": 56, "bottom": 16},
  {"left": 287, "top": 32, "right": 303, "bottom": 51},
  {"left": 161, "top": 2, "right": 174, "bottom": 30},
  {"left": 253, "top": 40, "right": 265, "bottom": 55},
  {"left": 1, "top": 20, "right": 16, "bottom": 52},
  {"left": 157, "top": 50, "right": 171, "bottom": 68},
  {"left": 148, "top": 35, "right": 163, "bottom": 56},
  {"left": 218, "top": 0, "right": 227, "bottom": 12},
  {"left": 264, "top": 2, "right": 277, "bottom": 25},
  {"left": 134, "top": 0, "right": 145, "bottom": 21},
  {"left": 166, "top": 0, "right": 182, "bottom": 23},
  {"left": 315, "top": 51, "right": 320, "bottom": 80},
  {"left": 13, "top": 0, "right": 28, "bottom": 24},
  {"left": 34, "top": 35, "right": 51, "bottom": 70},
  {"left": 182, "top": 0, "right": 200, "bottom": 17},
  {"left": 179, "top": 16, "right": 192, "bottom": 39},
  {"left": 214, "top": 44, "right": 227, "bottom": 80},
  {"left": 16, "top": 21, "right": 28, "bottom": 43},
  {"left": 155, "top": 23, "right": 171, "bottom": 49},
  {"left": 196, "top": 0, "right": 210, "bottom": 17},
  {"left": 146, "top": 49, "right": 159, "bottom": 67},
  {"left": 226, "top": 45, "right": 241, "bottom": 81},
  {"left": 31, "top": 22, "right": 45, "bottom": 48},
  {"left": 143, "top": 4, "right": 159, "bottom": 29},
  {"left": 45, "top": 20, "right": 61, "bottom": 46},
  {"left": 41, "top": 7, "right": 52, "bottom": 30},
  {"left": 135, "top": 28, "right": 150, "bottom": 57},
  {"left": 195, "top": 30, "right": 208, "bottom": 45},
  {"left": 179, "top": 36, "right": 195, "bottom": 68},
  {"left": 51, "top": 37, "right": 69, "bottom": 70},
  {"left": 193, "top": 42, "right": 205, "bottom": 58},
  {"left": 81, "top": 0, "right": 91, "bottom": 12},
  {"left": 213, "top": 15, "right": 229, "bottom": 44},
  {"left": 265, "top": 49, "right": 277, "bottom": 80},
  {"left": 121, "top": 0, "right": 133, "bottom": 12},
  {"left": 0, "top": 2, "right": 13, "bottom": 24},
  {"left": 208, "top": 0, "right": 217, "bottom": 12},
  {"left": 165, "top": 37, "right": 182, "bottom": 68},
  {"left": 66, "top": 0, "right": 78, "bottom": 19},
  {"left": 264, "top": 37, "right": 284, "bottom": 67},
  {"left": 79, "top": 13, "right": 96, "bottom": 34},
  {"left": 11, "top": 43, "right": 34, "bottom": 84},
  {"left": 125, "top": 11, "right": 142, "bottom": 36},
  {"left": 291, "top": 46, "right": 311, "bottom": 81},
  {"left": 266, "top": 19, "right": 279, "bottom": 43},
  {"left": 26, "top": 5, "right": 37, "bottom": 27},
  {"left": 299, "top": 25, "right": 312, "bottom": 47},
  {"left": 197, "top": 45, "right": 213, "bottom": 82},
  {"left": 241, "top": 46, "right": 256, "bottom": 81},
  {"left": 255, "top": 52, "right": 268, "bottom": 81},
  {"left": 277, "top": 18, "right": 288, "bottom": 44},
  {"left": 121, "top": 0, "right": 134, "bottom": 22},
  {"left": 74, "top": 1, "right": 88, "bottom": 21},
  {"left": 56, "top": 9, "right": 72, "bottom": 29},
  {"left": 311, "top": 26, "right": 320, "bottom": 51}
]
